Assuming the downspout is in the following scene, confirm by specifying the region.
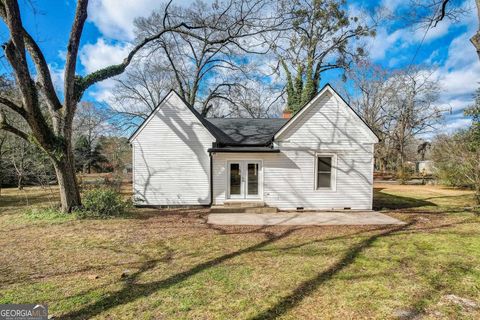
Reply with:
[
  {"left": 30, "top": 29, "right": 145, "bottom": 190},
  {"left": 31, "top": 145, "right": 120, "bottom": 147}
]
[{"left": 209, "top": 151, "right": 213, "bottom": 206}]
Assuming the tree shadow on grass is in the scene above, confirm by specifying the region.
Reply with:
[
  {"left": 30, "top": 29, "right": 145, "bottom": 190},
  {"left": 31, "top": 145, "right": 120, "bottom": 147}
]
[
  {"left": 58, "top": 221, "right": 418, "bottom": 320},
  {"left": 59, "top": 228, "right": 297, "bottom": 320},
  {"left": 373, "top": 188, "right": 436, "bottom": 210},
  {"left": 249, "top": 222, "right": 413, "bottom": 320}
]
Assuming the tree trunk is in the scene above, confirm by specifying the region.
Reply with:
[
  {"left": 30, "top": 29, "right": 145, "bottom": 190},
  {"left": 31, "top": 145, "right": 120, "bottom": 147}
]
[
  {"left": 53, "top": 147, "right": 81, "bottom": 212},
  {"left": 475, "top": 184, "right": 480, "bottom": 206},
  {"left": 17, "top": 174, "right": 23, "bottom": 190}
]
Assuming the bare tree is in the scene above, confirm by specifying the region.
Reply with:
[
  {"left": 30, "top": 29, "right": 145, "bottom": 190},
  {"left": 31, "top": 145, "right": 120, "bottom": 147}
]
[
  {"left": 0, "top": 0, "right": 239, "bottom": 212},
  {"left": 346, "top": 62, "right": 443, "bottom": 175},
  {"left": 389, "top": 68, "right": 443, "bottom": 178},
  {"left": 111, "top": 58, "right": 175, "bottom": 126},
  {"left": 72, "top": 101, "right": 111, "bottom": 174},
  {"left": 216, "top": 81, "right": 285, "bottom": 118},
  {"left": 8, "top": 137, "right": 31, "bottom": 189},
  {"left": 344, "top": 61, "right": 398, "bottom": 172},
  {"left": 111, "top": 0, "right": 284, "bottom": 125},
  {"left": 73, "top": 102, "right": 111, "bottom": 149}
]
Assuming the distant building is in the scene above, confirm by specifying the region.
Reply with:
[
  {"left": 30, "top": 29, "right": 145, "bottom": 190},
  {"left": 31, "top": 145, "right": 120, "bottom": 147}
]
[{"left": 416, "top": 160, "right": 434, "bottom": 175}]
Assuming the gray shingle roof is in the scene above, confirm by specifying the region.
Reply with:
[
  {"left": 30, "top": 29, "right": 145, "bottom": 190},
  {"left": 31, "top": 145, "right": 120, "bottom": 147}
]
[{"left": 205, "top": 118, "right": 288, "bottom": 145}]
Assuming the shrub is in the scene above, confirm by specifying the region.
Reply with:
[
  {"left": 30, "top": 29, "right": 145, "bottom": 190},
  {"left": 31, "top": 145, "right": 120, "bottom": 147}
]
[{"left": 79, "top": 187, "right": 130, "bottom": 218}]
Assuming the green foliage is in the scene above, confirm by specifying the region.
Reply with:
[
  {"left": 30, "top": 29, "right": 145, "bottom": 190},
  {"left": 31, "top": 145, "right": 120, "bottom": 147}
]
[
  {"left": 96, "top": 136, "right": 131, "bottom": 173},
  {"left": 432, "top": 93, "right": 480, "bottom": 205},
  {"left": 24, "top": 206, "right": 75, "bottom": 223},
  {"left": 78, "top": 187, "right": 130, "bottom": 218},
  {"left": 74, "top": 135, "right": 107, "bottom": 173},
  {"left": 464, "top": 87, "right": 480, "bottom": 148}
]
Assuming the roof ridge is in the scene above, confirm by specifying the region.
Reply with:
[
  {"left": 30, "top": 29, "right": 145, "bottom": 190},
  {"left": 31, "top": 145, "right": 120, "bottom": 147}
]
[{"left": 205, "top": 117, "right": 286, "bottom": 120}]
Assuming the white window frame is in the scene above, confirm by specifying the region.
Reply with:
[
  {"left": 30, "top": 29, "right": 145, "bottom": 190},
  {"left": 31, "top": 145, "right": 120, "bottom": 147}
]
[{"left": 314, "top": 153, "right": 337, "bottom": 191}]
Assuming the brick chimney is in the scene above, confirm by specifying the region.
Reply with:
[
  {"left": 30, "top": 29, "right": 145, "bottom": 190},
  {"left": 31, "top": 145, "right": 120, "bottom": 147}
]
[{"left": 282, "top": 109, "right": 292, "bottom": 119}]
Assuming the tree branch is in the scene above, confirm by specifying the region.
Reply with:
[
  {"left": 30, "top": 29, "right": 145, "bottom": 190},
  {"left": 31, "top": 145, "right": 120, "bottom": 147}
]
[
  {"left": 0, "top": 110, "right": 28, "bottom": 140},
  {"left": 433, "top": 0, "right": 451, "bottom": 27},
  {"left": 0, "top": 1, "right": 38, "bottom": 112},
  {"left": 64, "top": 0, "right": 88, "bottom": 111},
  {"left": 75, "top": 22, "right": 204, "bottom": 101},
  {"left": 0, "top": 95, "right": 27, "bottom": 119},
  {"left": 21, "top": 28, "right": 63, "bottom": 111}
]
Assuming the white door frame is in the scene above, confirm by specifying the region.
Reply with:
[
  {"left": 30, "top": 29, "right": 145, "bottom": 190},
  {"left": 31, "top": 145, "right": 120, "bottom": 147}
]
[
  {"left": 226, "top": 160, "right": 263, "bottom": 200},
  {"left": 227, "top": 161, "right": 243, "bottom": 199}
]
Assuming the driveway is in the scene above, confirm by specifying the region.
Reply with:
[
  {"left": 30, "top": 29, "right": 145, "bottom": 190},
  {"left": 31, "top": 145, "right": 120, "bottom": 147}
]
[{"left": 207, "top": 211, "right": 404, "bottom": 226}]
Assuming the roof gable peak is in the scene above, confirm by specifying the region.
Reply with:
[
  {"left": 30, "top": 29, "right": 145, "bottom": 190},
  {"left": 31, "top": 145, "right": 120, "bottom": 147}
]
[
  {"left": 274, "top": 84, "right": 379, "bottom": 142},
  {"left": 128, "top": 90, "right": 217, "bottom": 142}
]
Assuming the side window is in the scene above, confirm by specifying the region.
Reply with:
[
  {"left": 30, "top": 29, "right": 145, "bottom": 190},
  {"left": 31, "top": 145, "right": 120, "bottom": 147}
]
[{"left": 316, "top": 155, "right": 334, "bottom": 189}]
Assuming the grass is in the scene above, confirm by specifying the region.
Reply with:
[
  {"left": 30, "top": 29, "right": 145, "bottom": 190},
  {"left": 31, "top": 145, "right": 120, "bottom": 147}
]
[{"left": 0, "top": 182, "right": 479, "bottom": 319}]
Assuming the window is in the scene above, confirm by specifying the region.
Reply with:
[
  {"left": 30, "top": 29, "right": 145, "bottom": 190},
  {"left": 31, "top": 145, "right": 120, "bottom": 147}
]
[{"left": 316, "top": 155, "right": 334, "bottom": 190}]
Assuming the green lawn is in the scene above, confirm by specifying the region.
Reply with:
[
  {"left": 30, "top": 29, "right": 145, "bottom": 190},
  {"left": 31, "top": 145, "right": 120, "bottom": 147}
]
[{"left": 0, "top": 183, "right": 479, "bottom": 319}]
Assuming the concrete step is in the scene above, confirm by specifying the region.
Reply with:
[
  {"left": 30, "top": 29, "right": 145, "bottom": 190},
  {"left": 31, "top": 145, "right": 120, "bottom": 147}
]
[
  {"left": 210, "top": 206, "right": 277, "bottom": 214},
  {"left": 223, "top": 200, "right": 265, "bottom": 208}
]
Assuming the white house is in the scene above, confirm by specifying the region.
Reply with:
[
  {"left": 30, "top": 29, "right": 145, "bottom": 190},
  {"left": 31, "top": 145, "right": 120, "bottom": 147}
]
[{"left": 129, "top": 84, "right": 379, "bottom": 210}]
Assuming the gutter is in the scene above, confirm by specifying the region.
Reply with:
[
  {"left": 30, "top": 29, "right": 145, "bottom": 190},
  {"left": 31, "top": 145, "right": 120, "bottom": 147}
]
[{"left": 207, "top": 148, "right": 280, "bottom": 153}]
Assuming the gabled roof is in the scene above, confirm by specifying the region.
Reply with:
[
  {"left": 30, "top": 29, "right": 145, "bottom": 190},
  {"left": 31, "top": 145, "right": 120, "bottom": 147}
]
[
  {"left": 128, "top": 90, "right": 221, "bottom": 142},
  {"left": 129, "top": 84, "right": 378, "bottom": 146},
  {"left": 206, "top": 118, "right": 287, "bottom": 145},
  {"left": 274, "top": 83, "right": 379, "bottom": 142}
]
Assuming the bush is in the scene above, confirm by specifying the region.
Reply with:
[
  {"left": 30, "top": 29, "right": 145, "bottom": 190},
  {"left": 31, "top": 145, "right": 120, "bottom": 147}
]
[
  {"left": 396, "top": 166, "right": 413, "bottom": 184},
  {"left": 78, "top": 187, "right": 130, "bottom": 218}
]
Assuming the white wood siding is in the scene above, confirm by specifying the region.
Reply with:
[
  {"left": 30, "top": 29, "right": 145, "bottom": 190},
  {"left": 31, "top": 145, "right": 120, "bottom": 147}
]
[
  {"left": 213, "top": 92, "right": 375, "bottom": 210},
  {"left": 131, "top": 93, "right": 214, "bottom": 205}
]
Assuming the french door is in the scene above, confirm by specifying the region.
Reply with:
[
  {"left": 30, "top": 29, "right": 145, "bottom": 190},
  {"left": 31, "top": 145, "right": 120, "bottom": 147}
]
[{"left": 227, "top": 160, "right": 262, "bottom": 199}]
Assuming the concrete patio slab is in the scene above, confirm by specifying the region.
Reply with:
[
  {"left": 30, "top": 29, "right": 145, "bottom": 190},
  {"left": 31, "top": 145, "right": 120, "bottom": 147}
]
[{"left": 207, "top": 211, "right": 405, "bottom": 226}]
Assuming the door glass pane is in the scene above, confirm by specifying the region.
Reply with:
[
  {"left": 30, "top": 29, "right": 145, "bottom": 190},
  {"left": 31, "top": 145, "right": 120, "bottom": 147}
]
[
  {"left": 247, "top": 163, "right": 259, "bottom": 195},
  {"left": 230, "top": 163, "right": 241, "bottom": 195}
]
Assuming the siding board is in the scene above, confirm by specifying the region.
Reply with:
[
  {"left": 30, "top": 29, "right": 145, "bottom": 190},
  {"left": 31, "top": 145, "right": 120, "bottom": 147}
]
[
  {"left": 213, "top": 92, "right": 374, "bottom": 210},
  {"left": 131, "top": 94, "right": 214, "bottom": 205}
]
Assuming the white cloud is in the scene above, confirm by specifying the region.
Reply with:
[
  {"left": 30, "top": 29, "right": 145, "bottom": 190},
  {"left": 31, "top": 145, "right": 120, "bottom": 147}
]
[
  {"left": 88, "top": 79, "right": 116, "bottom": 104},
  {"left": 79, "top": 38, "right": 132, "bottom": 74},
  {"left": 380, "top": 0, "right": 405, "bottom": 13},
  {"left": 87, "top": 0, "right": 207, "bottom": 41},
  {"left": 48, "top": 64, "right": 65, "bottom": 94},
  {"left": 431, "top": 28, "right": 479, "bottom": 134},
  {"left": 438, "top": 98, "right": 474, "bottom": 113},
  {"left": 88, "top": 0, "right": 166, "bottom": 41},
  {"left": 437, "top": 66, "right": 480, "bottom": 97},
  {"left": 368, "top": 27, "right": 407, "bottom": 60},
  {"left": 443, "top": 117, "right": 472, "bottom": 133},
  {"left": 79, "top": 38, "right": 133, "bottom": 105},
  {"left": 444, "top": 32, "right": 478, "bottom": 69},
  {"left": 413, "top": 20, "right": 452, "bottom": 42},
  {"left": 435, "top": 32, "right": 480, "bottom": 99}
]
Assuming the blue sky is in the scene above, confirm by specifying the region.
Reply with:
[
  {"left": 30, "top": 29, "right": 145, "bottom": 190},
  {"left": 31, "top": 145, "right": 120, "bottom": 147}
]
[{"left": 0, "top": 0, "right": 478, "bottom": 134}]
